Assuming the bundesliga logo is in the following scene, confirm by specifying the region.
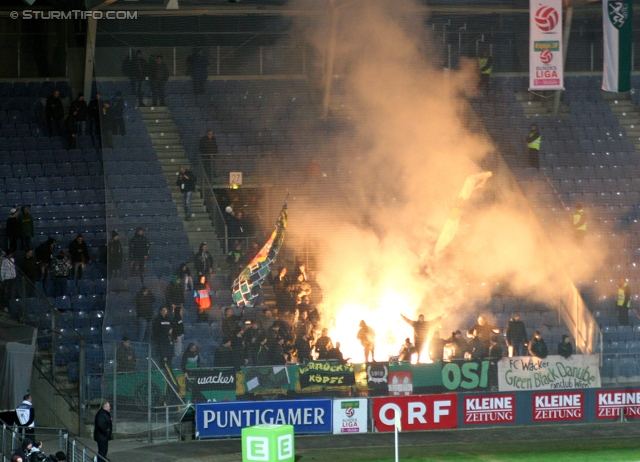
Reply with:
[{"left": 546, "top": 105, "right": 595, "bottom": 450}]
[
  {"left": 535, "top": 6, "right": 559, "bottom": 32},
  {"left": 540, "top": 49, "right": 553, "bottom": 64}
]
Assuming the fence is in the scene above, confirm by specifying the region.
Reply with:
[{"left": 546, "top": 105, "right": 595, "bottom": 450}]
[
  {"left": 0, "top": 421, "right": 105, "bottom": 462},
  {"left": 98, "top": 340, "right": 191, "bottom": 442}
]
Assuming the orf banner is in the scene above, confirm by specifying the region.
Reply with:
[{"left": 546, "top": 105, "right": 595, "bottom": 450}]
[
  {"left": 372, "top": 394, "right": 458, "bottom": 432},
  {"left": 529, "top": 0, "right": 564, "bottom": 90},
  {"left": 195, "top": 399, "right": 332, "bottom": 438},
  {"left": 603, "top": 0, "right": 633, "bottom": 92}
]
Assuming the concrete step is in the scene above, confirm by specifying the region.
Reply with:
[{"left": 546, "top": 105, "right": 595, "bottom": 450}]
[
  {"left": 139, "top": 106, "right": 172, "bottom": 114},
  {"left": 149, "top": 132, "right": 181, "bottom": 141}
]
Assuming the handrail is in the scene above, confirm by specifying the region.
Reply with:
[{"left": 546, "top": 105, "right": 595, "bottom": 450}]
[{"left": 193, "top": 144, "right": 229, "bottom": 255}]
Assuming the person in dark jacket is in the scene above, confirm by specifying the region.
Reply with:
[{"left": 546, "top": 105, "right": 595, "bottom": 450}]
[
  {"left": 87, "top": 92, "right": 104, "bottom": 140},
  {"left": 222, "top": 307, "right": 245, "bottom": 344},
  {"left": 110, "top": 91, "right": 126, "bottom": 135},
  {"left": 529, "top": 331, "right": 548, "bottom": 359},
  {"left": 5, "top": 208, "right": 20, "bottom": 253},
  {"left": 50, "top": 250, "right": 71, "bottom": 298},
  {"left": 115, "top": 337, "right": 138, "bottom": 372},
  {"left": 45, "top": 90, "right": 64, "bottom": 136},
  {"left": 488, "top": 335, "right": 503, "bottom": 360},
  {"left": 65, "top": 109, "right": 78, "bottom": 149},
  {"left": 445, "top": 330, "right": 468, "bottom": 360},
  {"left": 165, "top": 275, "right": 184, "bottom": 311},
  {"left": 177, "top": 262, "right": 194, "bottom": 291},
  {"left": 35, "top": 237, "right": 56, "bottom": 291},
  {"left": 176, "top": 166, "right": 197, "bottom": 221},
  {"left": 68, "top": 234, "right": 91, "bottom": 281},
  {"left": 429, "top": 330, "right": 445, "bottom": 362},
  {"left": 135, "top": 285, "right": 156, "bottom": 343},
  {"left": 401, "top": 313, "right": 443, "bottom": 362},
  {"left": 181, "top": 342, "right": 200, "bottom": 375},
  {"left": 214, "top": 340, "right": 234, "bottom": 367},
  {"left": 295, "top": 332, "right": 313, "bottom": 364},
  {"left": 149, "top": 55, "right": 170, "bottom": 106},
  {"left": 152, "top": 306, "right": 173, "bottom": 367},
  {"left": 19, "top": 206, "right": 34, "bottom": 251},
  {"left": 199, "top": 130, "right": 219, "bottom": 179},
  {"left": 11, "top": 438, "right": 32, "bottom": 462},
  {"left": 357, "top": 320, "right": 375, "bottom": 362},
  {"left": 93, "top": 402, "right": 112, "bottom": 460},
  {"left": 194, "top": 242, "right": 213, "bottom": 276},
  {"left": 123, "top": 50, "right": 146, "bottom": 106},
  {"left": 467, "top": 329, "right": 486, "bottom": 360},
  {"left": 107, "top": 231, "right": 123, "bottom": 279},
  {"left": 314, "top": 328, "right": 333, "bottom": 360},
  {"left": 18, "top": 249, "right": 37, "bottom": 298},
  {"left": 505, "top": 313, "right": 528, "bottom": 357},
  {"left": 189, "top": 48, "right": 209, "bottom": 95},
  {"left": 557, "top": 334, "right": 574, "bottom": 359},
  {"left": 469, "top": 315, "right": 500, "bottom": 351},
  {"left": 129, "top": 227, "right": 150, "bottom": 282},
  {"left": 268, "top": 337, "right": 287, "bottom": 366},
  {"left": 69, "top": 93, "right": 88, "bottom": 135}
]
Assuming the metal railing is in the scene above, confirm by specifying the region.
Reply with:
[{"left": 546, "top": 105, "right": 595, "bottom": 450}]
[
  {"left": 2, "top": 251, "right": 87, "bottom": 433},
  {"left": 0, "top": 421, "right": 105, "bottom": 462}
]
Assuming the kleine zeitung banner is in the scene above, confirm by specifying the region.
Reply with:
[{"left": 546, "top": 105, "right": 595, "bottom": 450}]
[{"left": 529, "top": 0, "right": 564, "bottom": 90}]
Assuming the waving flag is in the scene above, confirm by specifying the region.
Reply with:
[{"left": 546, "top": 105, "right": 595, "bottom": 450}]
[
  {"left": 232, "top": 201, "right": 288, "bottom": 307},
  {"left": 434, "top": 171, "right": 492, "bottom": 254}
]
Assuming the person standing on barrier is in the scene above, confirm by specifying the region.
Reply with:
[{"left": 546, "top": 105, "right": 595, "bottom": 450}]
[
  {"left": 93, "top": 402, "right": 112, "bottom": 461},
  {"left": 400, "top": 313, "right": 443, "bottom": 363},
  {"left": 505, "top": 312, "right": 528, "bottom": 357},
  {"left": 16, "top": 394, "right": 35, "bottom": 442},
  {"left": 357, "top": 320, "right": 375, "bottom": 362}
]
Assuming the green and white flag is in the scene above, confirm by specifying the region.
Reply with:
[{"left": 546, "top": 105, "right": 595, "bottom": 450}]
[{"left": 603, "top": 0, "right": 633, "bottom": 93}]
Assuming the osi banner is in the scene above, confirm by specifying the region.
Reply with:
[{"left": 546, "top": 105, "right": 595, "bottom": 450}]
[
  {"left": 603, "top": 0, "right": 633, "bottom": 92},
  {"left": 529, "top": 0, "right": 564, "bottom": 90}
]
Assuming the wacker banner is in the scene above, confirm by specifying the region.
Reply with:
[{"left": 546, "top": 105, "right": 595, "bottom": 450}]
[
  {"left": 529, "top": 0, "right": 564, "bottom": 90},
  {"left": 497, "top": 355, "right": 600, "bottom": 391},
  {"left": 603, "top": 0, "right": 633, "bottom": 92}
]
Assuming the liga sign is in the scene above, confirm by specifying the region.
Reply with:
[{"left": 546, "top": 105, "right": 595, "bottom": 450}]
[
  {"left": 529, "top": 0, "right": 564, "bottom": 90},
  {"left": 497, "top": 355, "right": 600, "bottom": 392}
]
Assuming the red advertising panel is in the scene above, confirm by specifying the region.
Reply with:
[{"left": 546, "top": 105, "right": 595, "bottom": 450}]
[
  {"left": 596, "top": 389, "right": 640, "bottom": 419},
  {"left": 532, "top": 391, "right": 584, "bottom": 422},
  {"left": 463, "top": 394, "right": 516, "bottom": 425},
  {"left": 372, "top": 394, "right": 458, "bottom": 432}
]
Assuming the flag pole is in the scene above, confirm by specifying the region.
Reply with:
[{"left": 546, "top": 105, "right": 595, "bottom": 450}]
[{"left": 394, "top": 411, "right": 401, "bottom": 462}]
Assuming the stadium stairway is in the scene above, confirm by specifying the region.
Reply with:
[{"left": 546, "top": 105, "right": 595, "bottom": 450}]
[
  {"left": 138, "top": 105, "right": 223, "bottom": 259},
  {"left": 603, "top": 92, "right": 640, "bottom": 151}
]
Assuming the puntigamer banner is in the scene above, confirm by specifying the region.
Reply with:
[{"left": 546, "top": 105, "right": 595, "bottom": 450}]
[
  {"left": 529, "top": 0, "right": 564, "bottom": 90},
  {"left": 497, "top": 355, "right": 600, "bottom": 392}
]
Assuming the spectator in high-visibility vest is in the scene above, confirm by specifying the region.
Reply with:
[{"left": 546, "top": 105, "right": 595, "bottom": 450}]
[
  {"left": 193, "top": 275, "right": 212, "bottom": 323},
  {"left": 477, "top": 50, "right": 493, "bottom": 94},
  {"left": 525, "top": 124, "right": 541, "bottom": 168},
  {"left": 617, "top": 278, "right": 631, "bottom": 326},
  {"left": 572, "top": 204, "right": 587, "bottom": 243}
]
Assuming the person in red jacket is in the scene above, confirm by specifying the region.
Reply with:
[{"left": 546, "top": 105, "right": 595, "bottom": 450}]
[{"left": 193, "top": 274, "right": 212, "bottom": 323}]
